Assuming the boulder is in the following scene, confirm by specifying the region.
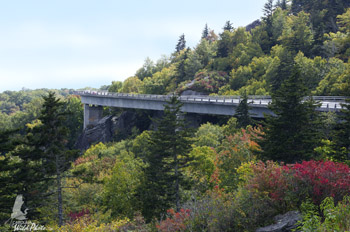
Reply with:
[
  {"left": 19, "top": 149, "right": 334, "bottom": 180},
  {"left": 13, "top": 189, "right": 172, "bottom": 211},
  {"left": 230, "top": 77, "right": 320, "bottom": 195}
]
[{"left": 256, "top": 211, "right": 301, "bottom": 232}]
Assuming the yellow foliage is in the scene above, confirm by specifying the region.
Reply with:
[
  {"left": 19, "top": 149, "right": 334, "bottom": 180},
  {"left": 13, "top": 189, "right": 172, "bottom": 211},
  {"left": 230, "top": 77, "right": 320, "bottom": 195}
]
[
  {"left": 236, "top": 161, "right": 256, "bottom": 186},
  {"left": 25, "top": 119, "right": 43, "bottom": 129},
  {"left": 53, "top": 216, "right": 129, "bottom": 232}
]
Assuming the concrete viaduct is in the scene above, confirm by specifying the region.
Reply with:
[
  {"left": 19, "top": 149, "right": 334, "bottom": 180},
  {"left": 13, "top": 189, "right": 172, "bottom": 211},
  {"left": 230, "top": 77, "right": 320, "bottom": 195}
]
[{"left": 75, "top": 91, "right": 348, "bottom": 129}]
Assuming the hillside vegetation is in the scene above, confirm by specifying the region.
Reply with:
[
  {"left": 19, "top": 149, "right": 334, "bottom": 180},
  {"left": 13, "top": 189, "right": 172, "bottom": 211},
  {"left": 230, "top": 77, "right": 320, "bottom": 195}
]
[
  {"left": 108, "top": 0, "right": 350, "bottom": 97},
  {"left": 1, "top": 1, "right": 350, "bottom": 231}
]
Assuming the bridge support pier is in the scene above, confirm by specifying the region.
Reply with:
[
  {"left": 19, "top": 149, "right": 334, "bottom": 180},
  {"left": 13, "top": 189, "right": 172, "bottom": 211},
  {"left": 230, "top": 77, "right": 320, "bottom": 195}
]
[{"left": 84, "top": 104, "right": 103, "bottom": 129}]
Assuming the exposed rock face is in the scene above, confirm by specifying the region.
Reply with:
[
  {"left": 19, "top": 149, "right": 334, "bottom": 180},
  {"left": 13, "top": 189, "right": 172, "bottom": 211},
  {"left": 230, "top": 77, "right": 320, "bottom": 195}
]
[
  {"left": 181, "top": 90, "right": 207, "bottom": 96},
  {"left": 256, "top": 211, "right": 301, "bottom": 232},
  {"left": 75, "top": 111, "right": 137, "bottom": 150},
  {"left": 246, "top": 19, "right": 261, "bottom": 31}
]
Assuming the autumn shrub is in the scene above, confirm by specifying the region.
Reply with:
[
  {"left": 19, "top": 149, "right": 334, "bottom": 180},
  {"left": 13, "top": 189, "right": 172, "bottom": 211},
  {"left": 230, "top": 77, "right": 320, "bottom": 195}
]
[
  {"left": 156, "top": 208, "right": 190, "bottom": 232},
  {"left": 176, "top": 70, "right": 229, "bottom": 94},
  {"left": 68, "top": 208, "right": 90, "bottom": 222},
  {"left": 54, "top": 215, "right": 129, "bottom": 232},
  {"left": 232, "top": 187, "right": 279, "bottom": 231},
  {"left": 291, "top": 160, "right": 350, "bottom": 205},
  {"left": 181, "top": 191, "right": 237, "bottom": 232},
  {"left": 242, "top": 160, "right": 350, "bottom": 210},
  {"left": 212, "top": 126, "right": 261, "bottom": 192}
]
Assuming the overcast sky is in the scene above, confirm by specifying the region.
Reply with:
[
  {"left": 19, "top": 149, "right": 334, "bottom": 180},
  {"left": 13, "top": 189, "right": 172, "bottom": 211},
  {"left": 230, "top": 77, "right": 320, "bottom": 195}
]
[{"left": 0, "top": 0, "right": 266, "bottom": 92}]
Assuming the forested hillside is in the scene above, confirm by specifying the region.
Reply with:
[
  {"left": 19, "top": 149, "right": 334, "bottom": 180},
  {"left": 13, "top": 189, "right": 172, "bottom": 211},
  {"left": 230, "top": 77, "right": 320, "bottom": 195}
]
[
  {"left": 1, "top": 1, "right": 350, "bottom": 231},
  {"left": 108, "top": 0, "right": 350, "bottom": 97}
]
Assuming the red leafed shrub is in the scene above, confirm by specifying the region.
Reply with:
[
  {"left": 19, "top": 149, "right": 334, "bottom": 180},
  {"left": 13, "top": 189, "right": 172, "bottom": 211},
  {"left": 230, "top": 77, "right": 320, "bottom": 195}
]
[
  {"left": 156, "top": 208, "right": 191, "bottom": 232},
  {"left": 246, "top": 160, "right": 350, "bottom": 207},
  {"left": 68, "top": 208, "right": 90, "bottom": 222},
  {"left": 292, "top": 160, "right": 350, "bottom": 204},
  {"left": 246, "top": 161, "right": 293, "bottom": 202}
]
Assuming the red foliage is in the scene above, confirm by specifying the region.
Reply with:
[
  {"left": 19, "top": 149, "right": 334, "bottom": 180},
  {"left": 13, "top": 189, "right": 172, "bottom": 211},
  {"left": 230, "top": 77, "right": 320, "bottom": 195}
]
[
  {"left": 246, "top": 160, "right": 350, "bottom": 205},
  {"left": 247, "top": 161, "right": 291, "bottom": 201},
  {"left": 292, "top": 160, "right": 350, "bottom": 204},
  {"left": 156, "top": 208, "right": 191, "bottom": 232},
  {"left": 68, "top": 208, "right": 90, "bottom": 222},
  {"left": 73, "top": 155, "right": 97, "bottom": 166}
]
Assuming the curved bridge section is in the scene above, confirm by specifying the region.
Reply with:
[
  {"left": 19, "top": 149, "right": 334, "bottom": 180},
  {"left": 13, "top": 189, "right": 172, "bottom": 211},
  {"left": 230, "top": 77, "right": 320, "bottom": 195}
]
[{"left": 75, "top": 91, "right": 347, "bottom": 128}]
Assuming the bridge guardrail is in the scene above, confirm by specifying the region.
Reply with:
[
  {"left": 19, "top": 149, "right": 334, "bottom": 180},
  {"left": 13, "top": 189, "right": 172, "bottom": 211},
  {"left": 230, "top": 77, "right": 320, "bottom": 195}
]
[{"left": 74, "top": 91, "right": 348, "bottom": 110}]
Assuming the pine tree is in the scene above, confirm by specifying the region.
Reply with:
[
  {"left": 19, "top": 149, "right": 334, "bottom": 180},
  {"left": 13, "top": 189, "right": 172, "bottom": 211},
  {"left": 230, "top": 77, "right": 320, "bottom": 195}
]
[
  {"left": 15, "top": 92, "right": 79, "bottom": 226},
  {"left": 268, "top": 48, "right": 294, "bottom": 92},
  {"left": 0, "top": 129, "right": 21, "bottom": 224},
  {"left": 333, "top": 99, "right": 350, "bottom": 161},
  {"left": 235, "top": 92, "right": 253, "bottom": 128},
  {"left": 261, "top": 0, "right": 275, "bottom": 50},
  {"left": 175, "top": 34, "right": 186, "bottom": 53},
  {"left": 261, "top": 66, "right": 322, "bottom": 163},
  {"left": 216, "top": 30, "right": 232, "bottom": 58},
  {"left": 139, "top": 95, "right": 193, "bottom": 220},
  {"left": 174, "top": 48, "right": 189, "bottom": 84},
  {"left": 223, "top": 20, "right": 234, "bottom": 32},
  {"left": 202, "top": 23, "right": 209, "bottom": 39}
]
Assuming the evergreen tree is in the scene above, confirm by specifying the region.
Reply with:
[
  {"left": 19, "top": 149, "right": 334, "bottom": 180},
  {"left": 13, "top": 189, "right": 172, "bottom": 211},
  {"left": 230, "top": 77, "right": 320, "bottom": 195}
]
[
  {"left": 268, "top": 47, "right": 294, "bottom": 92},
  {"left": 261, "top": 0, "right": 275, "bottom": 50},
  {"left": 216, "top": 30, "right": 232, "bottom": 58},
  {"left": 223, "top": 20, "right": 234, "bottom": 32},
  {"left": 175, "top": 34, "right": 186, "bottom": 53},
  {"left": 235, "top": 92, "right": 253, "bottom": 128},
  {"left": 263, "top": 0, "right": 274, "bottom": 20},
  {"left": 15, "top": 92, "right": 79, "bottom": 226},
  {"left": 332, "top": 99, "right": 350, "bottom": 161},
  {"left": 0, "top": 129, "right": 21, "bottom": 224},
  {"left": 174, "top": 48, "right": 189, "bottom": 84},
  {"left": 202, "top": 23, "right": 209, "bottom": 39},
  {"left": 260, "top": 66, "right": 322, "bottom": 163},
  {"left": 275, "top": 0, "right": 287, "bottom": 10},
  {"left": 139, "top": 95, "right": 193, "bottom": 221}
]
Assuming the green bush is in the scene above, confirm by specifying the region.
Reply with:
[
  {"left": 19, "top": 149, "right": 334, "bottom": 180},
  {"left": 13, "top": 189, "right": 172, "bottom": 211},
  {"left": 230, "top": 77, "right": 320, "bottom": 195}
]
[{"left": 298, "top": 196, "right": 350, "bottom": 232}]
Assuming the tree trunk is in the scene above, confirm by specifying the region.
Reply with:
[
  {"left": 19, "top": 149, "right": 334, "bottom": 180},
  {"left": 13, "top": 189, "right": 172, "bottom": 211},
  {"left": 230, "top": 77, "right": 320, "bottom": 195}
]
[
  {"left": 174, "top": 155, "right": 180, "bottom": 212},
  {"left": 56, "top": 154, "right": 63, "bottom": 227}
]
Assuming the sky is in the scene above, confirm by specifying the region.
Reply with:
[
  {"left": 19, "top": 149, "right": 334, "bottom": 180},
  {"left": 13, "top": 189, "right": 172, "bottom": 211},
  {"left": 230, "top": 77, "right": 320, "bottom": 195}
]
[{"left": 0, "top": 0, "right": 266, "bottom": 92}]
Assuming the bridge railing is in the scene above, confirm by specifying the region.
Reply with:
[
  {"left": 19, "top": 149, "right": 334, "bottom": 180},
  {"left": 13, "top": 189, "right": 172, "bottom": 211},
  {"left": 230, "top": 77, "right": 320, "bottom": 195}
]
[
  {"left": 75, "top": 91, "right": 348, "bottom": 110},
  {"left": 75, "top": 91, "right": 274, "bottom": 104}
]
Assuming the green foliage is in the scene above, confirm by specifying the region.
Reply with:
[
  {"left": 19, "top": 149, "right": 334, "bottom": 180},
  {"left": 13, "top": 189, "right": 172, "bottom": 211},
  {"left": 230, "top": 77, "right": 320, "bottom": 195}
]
[
  {"left": 261, "top": 67, "right": 322, "bottom": 163},
  {"left": 175, "top": 34, "right": 186, "bottom": 53},
  {"left": 214, "top": 127, "right": 261, "bottom": 192},
  {"left": 135, "top": 57, "right": 156, "bottom": 81},
  {"left": 102, "top": 153, "right": 144, "bottom": 219},
  {"left": 186, "top": 146, "right": 216, "bottom": 192},
  {"left": 108, "top": 81, "right": 122, "bottom": 93},
  {"left": 139, "top": 96, "right": 193, "bottom": 220},
  {"left": 299, "top": 196, "right": 350, "bottom": 232},
  {"left": 235, "top": 92, "right": 253, "bottom": 128},
  {"left": 177, "top": 70, "right": 229, "bottom": 95},
  {"left": 332, "top": 98, "right": 350, "bottom": 162},
  {"left": 142, "top": 66, "right": 175, "bottom": 94},
  {"left": 64, "top": 95, "right": 83, "bottom": 149},
  {"left": 194, "top": 122, "right": 224, "bottom": 148},
  {"left": 195, "top": 38, "right": 217, "bottom": 67},
  {"left": 278, "top": 11, "right": 314, "bottom": 56},
  {"left": 222, "top": 117, "right": 239, "bottom": 137},
  {"left": 120, "top": 76, "right": 143, "bottom": 93}
]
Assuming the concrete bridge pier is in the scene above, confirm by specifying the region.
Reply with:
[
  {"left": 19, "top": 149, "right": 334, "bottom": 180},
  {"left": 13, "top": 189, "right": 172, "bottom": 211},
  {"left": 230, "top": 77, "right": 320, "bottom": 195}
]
[{"left": 84, "top": 104, "right": 103, "bottom": 129}]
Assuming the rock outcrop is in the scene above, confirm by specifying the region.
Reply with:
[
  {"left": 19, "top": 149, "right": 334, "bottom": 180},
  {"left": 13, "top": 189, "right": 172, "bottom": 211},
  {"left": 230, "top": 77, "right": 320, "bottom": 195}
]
[
  {"left": 256, "top": 211, "right": 302, "bottom": 232},
  {"left": 75, "top": 111, "right": 137, "bottom": 150},
  {"left": 246, "top": 19, "right": 261, "bottom": 31}
]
